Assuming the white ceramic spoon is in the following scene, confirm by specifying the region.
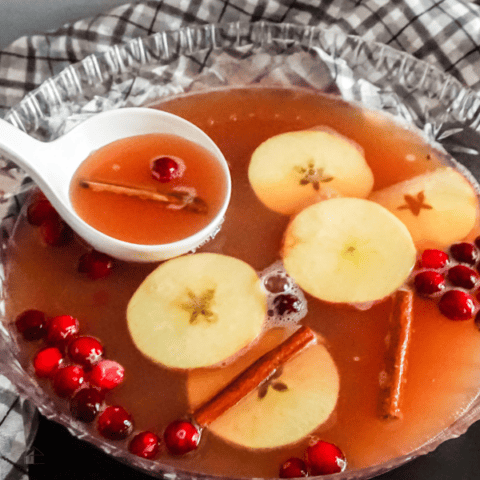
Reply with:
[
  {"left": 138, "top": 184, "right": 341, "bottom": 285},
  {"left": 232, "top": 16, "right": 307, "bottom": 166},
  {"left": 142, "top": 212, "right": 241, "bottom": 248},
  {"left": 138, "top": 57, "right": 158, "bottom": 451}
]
[{"left": 0, "top": 108, "right": 231, "bottom": 262}]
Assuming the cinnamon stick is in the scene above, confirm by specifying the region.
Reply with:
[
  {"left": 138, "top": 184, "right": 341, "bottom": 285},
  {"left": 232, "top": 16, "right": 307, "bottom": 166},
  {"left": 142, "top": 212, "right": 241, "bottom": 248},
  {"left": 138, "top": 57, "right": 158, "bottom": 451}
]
[
  {"left": 79, "top": 179, "right": 208, "bottom": 214},
  {"left": 192, "top": 325, "right": 316, "bottom": 428},
  {"left": 379, "top": 289, "right": 414, "bottom": 420}
]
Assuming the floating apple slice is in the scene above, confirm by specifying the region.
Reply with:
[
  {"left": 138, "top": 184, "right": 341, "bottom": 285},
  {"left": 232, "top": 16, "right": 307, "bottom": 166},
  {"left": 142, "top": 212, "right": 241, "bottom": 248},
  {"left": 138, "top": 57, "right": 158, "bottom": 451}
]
[
  {"left": 248, "top": 129, "right": 374, "bottom": 215},
  {"left": 206, "top": 340, "right": 339, "bottom": 449},
  {"left": 127, "top": 253, "right": 267, "bottom": 369},
  {"left": 369, "top": 167, "right": 478, "bottom": 247},
  {"left": 282, "top": 198, "right": 416, "bottom": 303}
]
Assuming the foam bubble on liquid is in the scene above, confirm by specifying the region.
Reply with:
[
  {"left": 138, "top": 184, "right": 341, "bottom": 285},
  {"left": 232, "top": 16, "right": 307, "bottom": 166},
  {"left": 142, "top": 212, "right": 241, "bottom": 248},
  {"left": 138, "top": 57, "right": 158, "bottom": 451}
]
[{"left": 259, "top": 260, "right": 308, "bottom": 329}]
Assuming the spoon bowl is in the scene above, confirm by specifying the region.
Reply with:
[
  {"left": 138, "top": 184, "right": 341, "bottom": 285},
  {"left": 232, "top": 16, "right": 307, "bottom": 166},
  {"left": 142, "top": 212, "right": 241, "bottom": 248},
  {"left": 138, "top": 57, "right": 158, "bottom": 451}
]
[{"left": 0, "top": 108, "right": 231, "bottom": 262}]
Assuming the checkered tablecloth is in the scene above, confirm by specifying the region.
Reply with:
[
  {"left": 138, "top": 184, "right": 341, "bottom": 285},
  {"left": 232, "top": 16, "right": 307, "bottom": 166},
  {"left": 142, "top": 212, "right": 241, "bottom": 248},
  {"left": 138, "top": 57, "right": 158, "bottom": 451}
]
[{"left": 1, "top": 0, "right": 480, "bottom": 478}]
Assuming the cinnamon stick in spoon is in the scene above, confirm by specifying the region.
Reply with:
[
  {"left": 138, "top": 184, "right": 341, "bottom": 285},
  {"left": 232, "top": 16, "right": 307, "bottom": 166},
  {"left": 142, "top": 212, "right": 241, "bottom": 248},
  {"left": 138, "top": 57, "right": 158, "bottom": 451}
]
[{"left": 79, "top": 179, "right": 208, "bottom": 214}]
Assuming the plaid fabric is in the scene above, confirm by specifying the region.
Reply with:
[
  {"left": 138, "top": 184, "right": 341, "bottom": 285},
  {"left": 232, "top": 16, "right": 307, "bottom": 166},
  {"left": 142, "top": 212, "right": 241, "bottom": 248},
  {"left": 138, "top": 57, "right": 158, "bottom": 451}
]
[
  {"left": 1, "top": 0, "right": 480, "bottom": 117},
  {"left": 1, "top": 0, "right": 480, "bottom": 478},
  {"left": 0, "top": 376, "right": 37, "bottom": 480}
]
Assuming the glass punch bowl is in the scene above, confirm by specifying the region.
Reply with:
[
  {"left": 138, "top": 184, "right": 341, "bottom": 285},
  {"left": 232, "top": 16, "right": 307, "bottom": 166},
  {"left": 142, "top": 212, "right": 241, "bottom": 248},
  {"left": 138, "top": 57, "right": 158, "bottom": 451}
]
[{"left": 1, "top": 21, "right": 480, "bottom": 480}]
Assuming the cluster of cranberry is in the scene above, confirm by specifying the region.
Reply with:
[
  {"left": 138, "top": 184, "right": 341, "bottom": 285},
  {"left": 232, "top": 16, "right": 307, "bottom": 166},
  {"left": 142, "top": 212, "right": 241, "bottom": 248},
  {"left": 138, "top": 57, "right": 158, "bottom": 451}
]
[
  {"left": 16, "top": 310, "right": 127, "bottom": 430},
  {"left": 27, "top": 194, "right": 114, "bottom": 279},
  {"left": 412, "top": 239, "right": 480, "bottom": 322},
  {"left": 15, "top": 308, "right": 201, "bottom": 459},
  {"left": 279, "top": 440, "right": 346, "bottom": 477}
]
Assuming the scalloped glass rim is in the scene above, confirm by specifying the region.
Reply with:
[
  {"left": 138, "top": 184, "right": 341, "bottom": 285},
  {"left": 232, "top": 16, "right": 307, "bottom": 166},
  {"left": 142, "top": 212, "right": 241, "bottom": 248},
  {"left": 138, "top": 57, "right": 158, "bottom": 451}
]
[{"left": 1, "top": 21, "right": 480, "bottom": 480}]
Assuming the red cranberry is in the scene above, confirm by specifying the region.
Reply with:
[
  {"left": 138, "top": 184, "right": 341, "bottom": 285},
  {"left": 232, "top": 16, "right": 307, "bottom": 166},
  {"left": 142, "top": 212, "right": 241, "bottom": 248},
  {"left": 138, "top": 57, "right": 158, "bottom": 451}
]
[
  {"left": 279, "top": 457, "right": 308, "bottom": 478},
  {"left": 53, "top": 365, "right": 85, "bottom": 398},
  {"left": 47, "top": 315, "right": 79, "bottom": 346},
  {"left": 33, "top": 347, "right": 63, "bottom": 378},
  {"left": 447, "top": 265, "right": 479, "bottom": 290},
  {"left": 305, "top": 440, "right": 346, "bottom": 475},
  {"left": 164, "top": 420, "right": 200, "bottom": 455},
  {"left": 70, "top": 387, "right": 105, "bottom": 423},
  {"left": 78, "top": 250, "right": 114, "bottom": 280},
  {"left": 420, "top": 249, "right": 449, "bottom": 269},
  {"left": 39, "top": 213, "right": 72, "bottom": 246},
  {"left": 273, "top": 294, "right": 302, "bottom": 315},
  {"left": 15, "top": 309, "right": 47, "bottom": 341},
  {"left": 27, "top": 198, "right": 56, "bottom": 226},
  {"left": 151, "top": 156, "right": 183, "bottom": 183},
  {"left": 128, "top": 431, "right": 161, "bottom": 459},
  {"left": 67, "top": 336, "right": 103, "bottom": 368},
  {"left": 88, "top": 360, "right": 125, "bottom": 390},
  {"left": 438, "top": 290, "right": 475, "bottom": 321},
  {"left": 97, "top": 405, "right": 133, "bottom": 440},
  {"left": 450, "top": 242, "right": 478, "bottom": 265},
  {"left": 414, "top": 271, "right": 445, "bottom": 295}
]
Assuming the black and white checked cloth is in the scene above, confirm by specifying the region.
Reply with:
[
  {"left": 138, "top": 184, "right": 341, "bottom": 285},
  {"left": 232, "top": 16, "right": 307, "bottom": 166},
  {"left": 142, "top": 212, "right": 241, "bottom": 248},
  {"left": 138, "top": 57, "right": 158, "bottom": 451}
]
[
  {"left": 1, "top": 0, "right": 480, "bottom": 478},
  {"left": 2, "top": 0, "right": 480, "bottom": 119}
]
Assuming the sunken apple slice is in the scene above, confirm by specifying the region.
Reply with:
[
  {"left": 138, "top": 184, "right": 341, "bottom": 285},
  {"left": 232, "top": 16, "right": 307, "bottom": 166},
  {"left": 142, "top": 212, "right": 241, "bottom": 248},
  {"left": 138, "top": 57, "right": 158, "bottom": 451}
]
[
  {"left": 369, "top": 167, "right": 478, "bottom": 247},
  {"left": 187, "top": 328, "right": 291, "bottom": 410},
  {"left": 127, "top": 253, "right": 267, "bottom": 369},
  {"left": 282, "top": 198, "right": 416, "bottom": 303},
  {"left": 248, "top": 129, "right": 374, "bottom": 215},
  {"left": 207, "top": 340, "right": 339, "bottom": 449}
]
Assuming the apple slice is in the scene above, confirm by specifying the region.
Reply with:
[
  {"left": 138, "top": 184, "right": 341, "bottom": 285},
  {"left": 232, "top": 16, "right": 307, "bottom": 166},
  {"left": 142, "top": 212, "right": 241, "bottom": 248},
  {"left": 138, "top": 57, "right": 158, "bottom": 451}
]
[
  {"left": 206, "top": 340, "right": 339, "bottom": 449},
  {"left": 369, "top": 167, "right": 478, "bottom": 248},
  {"left": 282, "top": 198, "right": 416, "bottom": 303},
  {"left": 127, "top": 253, "right": 267, "bottom": 369},
  {"left": 248, "top": 128, "right": 374, "bottom": 215}
]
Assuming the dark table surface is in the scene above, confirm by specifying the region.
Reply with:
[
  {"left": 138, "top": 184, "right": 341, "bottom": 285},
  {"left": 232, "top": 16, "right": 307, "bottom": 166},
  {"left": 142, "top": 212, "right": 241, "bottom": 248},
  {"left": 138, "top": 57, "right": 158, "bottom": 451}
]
[{"left": 27, "top": 413, "right": 480, "bottom": 480}]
